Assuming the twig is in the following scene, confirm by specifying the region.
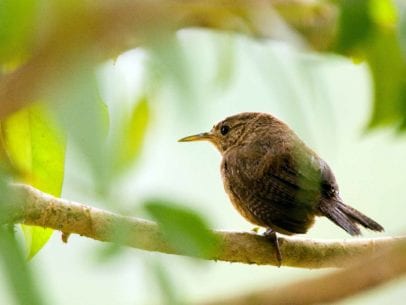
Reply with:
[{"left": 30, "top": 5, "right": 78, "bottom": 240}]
[
  {"left": 202, "top": 237, "right": 406, "bottom": 305},
  {"left": 6, "top": 184, "right": 403, "bottom": 269},
  {"left": 0, "top": 0, "right": 337, "bottom": 119}
]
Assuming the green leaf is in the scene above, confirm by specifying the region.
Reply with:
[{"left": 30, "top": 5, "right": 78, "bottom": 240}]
[
  {"left": 111, "top": 96, "right": 150, "bottom": 174},
  {"left": 334, "top": 0, "right": 406, "bottom": 130},
  {"left": 144, "top": 200, "right": 219, "bottom": 257},
  {"left": 113, "top": 96, "right": 150, "bottom": 174},
  {"left": 0, "top": 0, "right": 39, "bottom": 63},
  {"left": 0, "top": 227, "right": 47, "bottom": 305},
  {"left": 363, "top": 1, "right": 405, "bottom": 128},
  {"left": 365, "top": 29, "right": 406, "bottom": 128},
  {"left": 335, "top": 0, "right": 374, "bottom": 54},
  {"left": 1, "top": 103, "right": 66, "bottom": 258},
  {"left": 21, "top": 226, "right": 54, "bottom": 260},
  {"left": 369, "top": 0, "right": 397, "bottom": 27}
]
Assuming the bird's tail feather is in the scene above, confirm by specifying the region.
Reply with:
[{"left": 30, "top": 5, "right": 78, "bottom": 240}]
[{"left": 318, "top": 199, "right": 384, "bottom": 236}]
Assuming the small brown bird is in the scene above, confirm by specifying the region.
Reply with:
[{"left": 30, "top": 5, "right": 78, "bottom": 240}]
[{"left": 179, "top": 112, "right": 384, "bottom": 265}]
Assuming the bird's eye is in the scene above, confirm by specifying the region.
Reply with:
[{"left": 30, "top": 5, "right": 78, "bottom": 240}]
[{"left": 220, "top": 125, "right": 230, "bottom": 135}]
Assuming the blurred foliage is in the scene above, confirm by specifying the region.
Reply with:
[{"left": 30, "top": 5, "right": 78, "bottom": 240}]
[
  {"left": 0, "top": 0, "right": 39, "bottom": 63},
  {"left": 0, "top": 227, "right": 47, "bottom": 305},
  {"left": 0, "top": 170, "right": 46, "bottom": 305},
  {"left": 51, "top": 66, "right": 150, "bottom": 196},
  {"left": 109, "top": 96, "right": 150, "bottom": 176},
  {"left": 50, "top": 68, "right": 109, "bottom": 193},
  {"left": 335, "top": 0, "right": 406, "bottom": 129},
  {"left": 335, "top": 0, "right": 373, "bottom": 52},
  {"left": 2, "top": 0, "right": 406, "bottom": 304},
  {"left": 144, "top": 200, "right": 219, "bottom": 258},
  {"left": 212, "top": 34, "right": 236, "bottom": 90},
  {"left": 0, "top": 103, "right": 65, "bottom": 258},
  {"left": 145, "top": 33, "right": 197, "bottom": 110}
]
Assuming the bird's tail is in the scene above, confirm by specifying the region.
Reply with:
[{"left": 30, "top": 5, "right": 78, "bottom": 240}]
[{"left": 318, "top": 199, "right": 384, "bottom": 236}]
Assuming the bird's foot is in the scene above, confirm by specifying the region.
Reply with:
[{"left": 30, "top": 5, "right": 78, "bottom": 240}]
[{"left": 263, "top": 228, "right": 282, "bottom": 267}]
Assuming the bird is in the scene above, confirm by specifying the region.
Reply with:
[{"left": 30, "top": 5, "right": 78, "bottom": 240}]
[{"left": 178, "top": 112, "right": 384, "bottom": 265}]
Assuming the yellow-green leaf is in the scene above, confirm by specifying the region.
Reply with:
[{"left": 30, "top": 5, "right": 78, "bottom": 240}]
[
  {"left": 114, "top": 96, "right": 150, "bottom": 174},
  {"left": 1, "top": 103, "right": 66, "bottom": 258},
  {"left": 0, "top": 0, "right": 39, "bottom": 63},
  {"left": 369, "top": 0, "right": 397, "bottom": 28}
]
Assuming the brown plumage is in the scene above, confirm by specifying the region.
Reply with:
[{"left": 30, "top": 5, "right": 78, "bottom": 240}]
[{"left": 179, "top": 112, "right": 384, "bottom": 264}]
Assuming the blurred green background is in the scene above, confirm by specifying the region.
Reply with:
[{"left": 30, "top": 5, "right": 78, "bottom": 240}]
[
  {"left": 1, "top": 29, "right": 404, "bottom": 304},
  {"left": 1, "top": 1, "right": 406, "bottom": 304}
]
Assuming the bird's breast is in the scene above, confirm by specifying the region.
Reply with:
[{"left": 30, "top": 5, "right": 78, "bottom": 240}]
[{"left": 220, "top": 158, "right": 268, "bottom": 227}]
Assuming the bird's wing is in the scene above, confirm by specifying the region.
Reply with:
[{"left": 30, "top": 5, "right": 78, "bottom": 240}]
[{"left": 223, "top": 143, "right": 323, "bottom": 233}]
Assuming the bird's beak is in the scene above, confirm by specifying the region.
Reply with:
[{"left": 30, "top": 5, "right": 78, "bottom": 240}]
[{"left": 178, "top": 132, "right": 213, "bottom": 142}]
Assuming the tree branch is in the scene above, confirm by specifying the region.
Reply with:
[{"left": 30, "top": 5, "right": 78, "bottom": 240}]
[
  {"left": 202, "top": 240, "right": 406, "bottom": 305},
  {"left": 6, "top": 184, "right": 403, "bottom": 269},
  {"left": 0, "top": 0, "right": 337, "bottom": 119}
]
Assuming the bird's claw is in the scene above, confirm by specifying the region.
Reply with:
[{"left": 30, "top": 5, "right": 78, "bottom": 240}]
[{"left": 263, "top": 228, "right": 282, "bottom": 267}]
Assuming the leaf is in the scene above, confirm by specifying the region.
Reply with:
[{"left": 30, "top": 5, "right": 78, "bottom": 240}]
[
  {"left": 114, "top": 96, "right": 150, "bottom": 174},
  {"left": 1, "top": 103, "right": 66, "bottom": 258},
  {"left": 144, "top": 200, "right": 219, "bottom": 258},
  {"left": 0, "top": 0, "right": 39, "bottom": 63},
  {"left": 363, "top": 0, "right": 405, "bottom": 128},
  {"left": 51, "top": 69, "right": 110, "bottom": 194},
  {"left": 335, "top": 0, "right": 374, "bottom": 54},
  {"left": 370, "top": 0, "right": 397, "bottom": 28},
  {"left": 365, "top": 29, "right": 406, "bottom": 128},
  {"left": 0, "top": 227, "right": 46, "bottom": 305},
  {"left": 334, "top": 0, "right": 406, "bottom": 130}
]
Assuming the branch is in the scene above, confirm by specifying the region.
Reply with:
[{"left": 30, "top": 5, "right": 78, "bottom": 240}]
[
  {"left": 6, "top": 184, "right": 404, "bottom": 269},
  {"left": 202, "top": 235, "right": 406, "bottom": 305},
  {"left": 0, "top": 0, "right": 337, "bottom": 119}
]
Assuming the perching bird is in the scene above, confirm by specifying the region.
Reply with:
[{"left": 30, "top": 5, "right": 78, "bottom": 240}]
[{"left": 179, "top": 112, "right": 384, "bottom": 265}]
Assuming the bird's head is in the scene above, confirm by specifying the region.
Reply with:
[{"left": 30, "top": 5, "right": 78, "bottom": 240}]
[{"left": 178, "top": 112, "right": 277, "bottom": 154}]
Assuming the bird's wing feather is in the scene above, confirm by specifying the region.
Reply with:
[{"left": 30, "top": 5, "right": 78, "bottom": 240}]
[{"left": 223, "top": 143, "right": 323, "bottom": 233}]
